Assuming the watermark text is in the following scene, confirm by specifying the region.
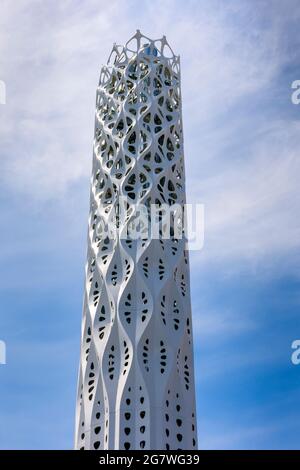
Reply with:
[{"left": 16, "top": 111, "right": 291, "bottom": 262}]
[
  {"left": 291, "top": 339, "right": 300, "bottom": 365},
  {"left": 0, "top": 80, "right": 6, "bottom": 104},
  {"left": 0, "top": 340, "right": 6, "bottom": 365},
  {"left": 291, "top": 80, "right": 300, "bottom": 104}
]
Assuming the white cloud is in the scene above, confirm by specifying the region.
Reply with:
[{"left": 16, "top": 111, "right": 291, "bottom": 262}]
[
  {"left": 193, "top": 308, "right": 257, "bottom": 338},
  {"left": 189, "top": 119, "right": 300, "bottom": 272},
  {"left": 0, "top": 0, "right": 300, "bottom": 271}
]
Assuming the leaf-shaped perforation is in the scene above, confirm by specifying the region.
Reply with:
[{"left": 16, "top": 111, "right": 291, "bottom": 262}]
[
  {"left": 127, "top": 59, "right": 138, "bottom": 80},
  {"left": 140, "top": 71, "right": 151, "bottom": 96},
  {"left": 164, "top": 384, "right": 186, "bottom": 449},
  {"left": 174, "top": 263, "right": 187, "bottom": 298},
  {"left": 89, "top": 275, "right": 101, "bottom": 312},
  {"left": 122, "top": 291, "right": 132, "bottom": 325},
  {"left": 157, "top": 133, "right": 167, "bottom": 162},
  {"left": 94, "top": 286, "right": 111, "bottom": 337},
  {"left": 121, "top": 339, "right": 131, "bottom": 376},
  {"left": 124, "top": 171, "right": 136, "bottom": 200},
  {"left": 114, "top": 117, "right": 125, "bottom": 138},
  {"left": 141, "top": 151, "right": 152, "bottom": 174},
  {"left": 172, "top": 160, "right": 184, "bottom": 188},
  {"left": 124, "top": 258, "right": 132, "bottom": 282},
  {"left": 159, "top": 340, "right": 167, "bottom": 374},
  {"left": 174, "top": 392, "right": 184, "bottom": 446},
  {"left": 92, "top": 424, "right": 103, "bottom": 450},
  {"left": 160, "top": 293, "right": 166, "bottom": 325},
  {"left": 191, "top": 413, "right": 197, "bottom": 448},
  {"left": 153, "top": 76, "right": 162, "bottom": 97},
  {"left": 93, "top": 168, "right": 107, "bottom": 198},
  {"left": 87, "top": 255, "right": 96, "bottom": 285},
  {"left": 142, "top": 338, "right": 150, "bottom": 372},
  {"left": 163, "top": 65, "right": 172, "bottom": 86},
  {"left": 171, "top": 292, "right": 182, "bottom": 332},
  {"left": 141, "top": 255, "right": 149, "bottom": 278},
  {"left": 183, "top": 355, "right": 190, "bottom": 391},
  {"left": 139, "top": 60, "right": 150, "bottom": 80},
  {"left": 164, "top": 389, "right": 173, "bottom": 449},
  {"left": 98, "top": 180, "right": 117, "bottom": 212},
  {"left": 85, "top": 352, "right": 98, "bottom": 404},
  {"left": 186, "top": 317, "right": 192, "bottom": 343},
  {"left": 166, "top": 80, "right": 180, "bottom": 110},
  {"left": 153, "top": 113, "right": 162, "bottom": 134},
  {"left": 98, "top": 299, "right": 114, "bottom": 342},
  {"left": 157, "top": 175, "right": 166, "bottom": 203},
  {"left": 139, "top": 292, "right": 147, "bottom": 323},
  {"left": 104, "top": 70, "right": 118, "bottom": 95},
  {"left": 107, "top": 344, "right": 116, "bottom": 380},
  {"left": 119, "top": 270, "right": 137, "bottom": 332},
  {"left": 95, "top": 232, "right": 115, "bottom": 266},
  {"left": 165, "top": 206, "right": 183, "bottom": 249},
  {"left": 119, "top": 380, "right": 149, "bottom": 450},
  {"left": 115, "top": 75, "right": 127, "bottom": 102},
  {"left": 138, "top": 171, "right": 151, "bottom": 199},
  {"left": 170, "top": 123, "right": 181, "bottom": 152},
  {"left": 166, "top": 178, "right": 178, "bottom": 204},
  {"left": 101, "top": 325, "right": 119, "bottom": 387},
  {"left": 158, "top": 258, "right": 165, "bottom": 280},
  {"left": 120, "top": 386, "right": 133, "bottom": 449},
  {"left": 126, "top": 130, "right": 137, "bottom": 156},
  {"left": 98, "top": 89, "right": 118, "bottom": 127},
  {"left": 127, "top": 88, "right": 138, "bottom": 107},
  {"left": 142, "top": 111, "right": 151, "bottom": 131},
  {"left": 139, "top": 129, "right": 150, "bottom": 154}
]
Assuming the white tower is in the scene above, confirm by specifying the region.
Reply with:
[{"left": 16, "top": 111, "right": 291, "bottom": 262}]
[{"left": 75, "top": 31, "right": 197, "bottom": 450}]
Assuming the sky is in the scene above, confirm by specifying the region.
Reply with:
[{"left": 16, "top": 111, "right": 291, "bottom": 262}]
[{"left": 0, "top": 0, "right": 300, "bottom": 449}]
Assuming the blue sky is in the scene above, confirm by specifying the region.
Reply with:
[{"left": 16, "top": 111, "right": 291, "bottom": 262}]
[{"left": 0, "top": 0, "right": 300, "bottom": 449}]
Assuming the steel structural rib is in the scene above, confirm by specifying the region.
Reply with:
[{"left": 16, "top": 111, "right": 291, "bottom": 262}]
[{"left": 75, "top": 31, "right": 197, "bottom": 450}]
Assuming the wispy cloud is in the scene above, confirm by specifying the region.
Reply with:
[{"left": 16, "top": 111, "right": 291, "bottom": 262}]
[
  {"left": 190, "top": 120, "right": 300, "bottom": 271},
  {"left": 1, "top": 0, "right": 299, "bottom": 274},
  {"left": 193, "top": 307, "right": 257, "bottom": 338}
]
